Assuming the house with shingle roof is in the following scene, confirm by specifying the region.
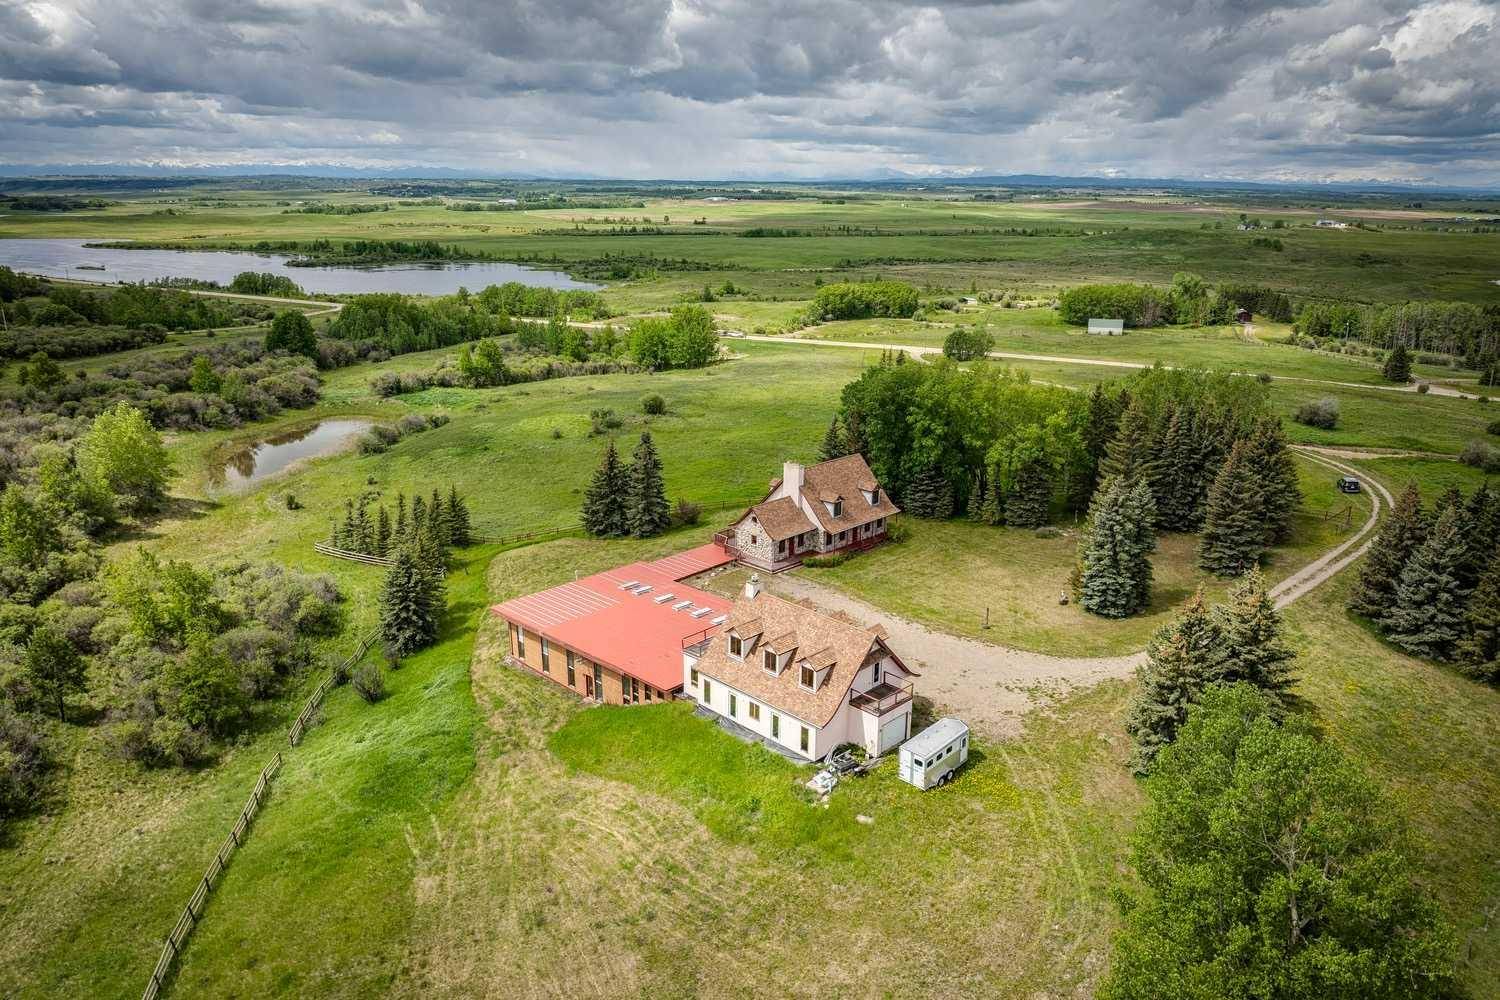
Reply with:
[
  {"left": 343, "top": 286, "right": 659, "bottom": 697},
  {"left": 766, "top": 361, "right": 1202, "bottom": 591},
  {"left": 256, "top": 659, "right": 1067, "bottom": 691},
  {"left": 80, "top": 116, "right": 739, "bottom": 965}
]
[
  {"left": 716, "top": 454, "right": 900, "bottom": 572},
  {"left": 682, "top": 575, "right": 917, "bottom": 761}
]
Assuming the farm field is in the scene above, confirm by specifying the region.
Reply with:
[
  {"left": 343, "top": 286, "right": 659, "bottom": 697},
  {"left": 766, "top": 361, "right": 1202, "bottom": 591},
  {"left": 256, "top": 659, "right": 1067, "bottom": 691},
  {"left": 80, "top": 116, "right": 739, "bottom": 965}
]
[{"left": 0, "top": 182, "right": 1498, "bottom": 1000}]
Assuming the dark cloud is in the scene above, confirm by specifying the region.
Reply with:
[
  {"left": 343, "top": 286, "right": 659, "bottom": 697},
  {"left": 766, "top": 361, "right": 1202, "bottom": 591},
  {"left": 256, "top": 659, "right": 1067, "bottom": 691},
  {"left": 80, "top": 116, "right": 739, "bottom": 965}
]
[{"left": 0, "top": 0, "right": 1495, "bottom": 183}]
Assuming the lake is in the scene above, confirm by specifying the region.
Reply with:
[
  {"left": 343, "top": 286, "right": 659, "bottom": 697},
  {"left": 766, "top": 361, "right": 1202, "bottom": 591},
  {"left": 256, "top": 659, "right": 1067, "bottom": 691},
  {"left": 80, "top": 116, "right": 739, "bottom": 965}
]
[
  {"left": 0, "top": 238, "right": 600, "bottom": 296},
  {"left": 211, "top": 419, "right": 374, "bottom": 493}
]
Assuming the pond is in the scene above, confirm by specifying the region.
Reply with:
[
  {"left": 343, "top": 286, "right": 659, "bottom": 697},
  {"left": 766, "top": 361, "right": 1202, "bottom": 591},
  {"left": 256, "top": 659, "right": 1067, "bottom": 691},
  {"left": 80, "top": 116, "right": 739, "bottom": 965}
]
[
  {"left": 211, "top": 419, "right": 374, "bottom": 493},
  {"left": 0, "top": 238, "right": 601, "bottom": 296}
]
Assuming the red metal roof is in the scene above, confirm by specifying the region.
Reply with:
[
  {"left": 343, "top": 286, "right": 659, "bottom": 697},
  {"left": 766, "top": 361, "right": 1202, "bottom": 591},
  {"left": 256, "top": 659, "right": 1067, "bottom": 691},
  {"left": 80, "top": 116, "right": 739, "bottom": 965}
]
[{"left": 490, "top": 542, "right": 735, "bottom": 692}]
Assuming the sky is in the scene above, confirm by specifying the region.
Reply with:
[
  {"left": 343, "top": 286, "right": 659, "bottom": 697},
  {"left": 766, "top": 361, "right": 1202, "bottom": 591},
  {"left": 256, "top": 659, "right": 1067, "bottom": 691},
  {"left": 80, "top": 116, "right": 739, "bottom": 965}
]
[{"left": 0, "top": 0, "right": 1497, "bottom": 185}]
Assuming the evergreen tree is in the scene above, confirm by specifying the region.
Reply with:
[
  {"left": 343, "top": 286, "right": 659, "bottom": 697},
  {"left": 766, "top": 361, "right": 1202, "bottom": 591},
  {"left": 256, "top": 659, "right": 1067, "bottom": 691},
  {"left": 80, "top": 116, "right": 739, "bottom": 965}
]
[
  {"left": 353, "top": 498, "right": 373, "bottom": 554},
  {"left": 965, "top": 468, "right": 985, "bottom": 522},
  {"left": 582, "top": 438, "right": 629, "bottom": 537},
  {"left": 1126, "top": 591, "right": 1222, "bottom": 773},
  {"left": 394, "top": 492, "right": 408, "bottom": 544},
  {"left": 1147, "top": 406, "right": 1197, "bottom": 530},
  {"left": 1349, "top": 483, "right": 1427, "bottom": 621},
  {"left": 1387, "top": 506, "right": 1472, "bottom": 660},
  {"left": 379, "top": 545, "right": 440, "bottom": 656},
  {"left": 1244, "top": 417, "right": 1301, "bottom": 544},
  {"left": 1079, "top": 476, "right": 1157, "bottom": 618},
  {"left": 1212, "top": 567, "right": 1296, "bottom": 708},
  {"left": 428, "top": 488, "right": 451, "bottom": 547},
  {"left": 447, "top": 484, "right": 472, "bottom": 547},
  {"left": 1382, "top": 342, "right": 1412, "bottom": 383},
  {"left": 1198, "top": 440, "right": 1265, "bottom": 577},
  {"left": 1458, "top": 553, "right": 1500, "bottom": 683},
  {"left": 1187, "top": 405, "right": 1227, "bottom": 524},
  {"left": 340, "top": 499, "right": 356, "bottom": 552},
  {"left": 411, "top": 494, "right": 427, "bottom": 538},
  {"left": 1003, "top": 455, "right": 1052, "bottom": 528},
  {"left": 1458, "top": 483, "right": 1492, "bottom": 592},
  {"left": 902, "top": 461, "right": 955, "bottom": 519},
  {"left": 1069, "top": 384, "right": 1123, "bottom": 510},
  {"left": 375, "top": 505, "right": 392, "bottom": 557},
  {"left": 625, "top": 431, "right": 670, "bottom": 538},
  {"left": 1100, "top": 400, "right": 1154, "bottom": 487},
  {"left": 980, "top": 464, "right": 1004, "bottom": 525},
  {"left": 330, "top": 516, "right": 345, "bottom": 549},
  {"left": 818, "top": 415, "right": 849, "bottom": 462}
]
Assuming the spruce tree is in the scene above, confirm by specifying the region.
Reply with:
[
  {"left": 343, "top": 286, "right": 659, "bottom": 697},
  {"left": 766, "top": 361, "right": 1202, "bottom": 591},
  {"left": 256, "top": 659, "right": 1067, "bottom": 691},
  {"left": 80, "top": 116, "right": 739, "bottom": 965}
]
[
  {"left": 1458, "top": 553, "right": 1500, "bottom": 683},
  {"left": 965, "top": 468, "right": 985, "bottom": 522},
  {"left": 582, "top": 438, "right": 629, "bottom": 537},
  {"left": 379, "top": 545, "right": 440, "bottom": 656},
  {"left": 1349, "top": 483, "right": 1426, "bottom": 621},
  {"left": 1244, "top": 417, "right": 1301, "bottom": 544},
  {"left": 411, "top": 494, "right": 427, "bottom": 538},
  {"left": 1382, "top": 342, "right": 1412, "bottom": 383},
  {"left": 625, "top": 431, "right": 670, "bottom": 538},
  {"left": 979, "top": 465, "right": 1004, "bottom": 525},
  {"left": 375, "top": 505, "right": 392, "bottom": 557},
  {"left": 1126, "top": 591, "right": 1222, "bottom": 773},
  {"left": 1187, "top": 405, "right": 1227, "bottom": 524},
  {"left": 394, "top": 492, "right": 408, "bottom": 544},
  {"left": 1004, "top": 456, "right": 1052, "bottom": 528},
  {"left": 447, "top": 484, "right": 472, "bottom": 547},
  {"left": 340, "top": 499, "right": 356, "bottom": 552},
  {"left": 1100, "top": 400, "right": 1154, "bottom": 487},
  {"left": 1148, "top": 406, "right": 1197, "bottom": 530},
  {"left": 353, "top": 498, "right": 373, "bottom": 554},
  {"left": 1211, "top": 567, "right": 1295, "bottom": 708},
  {"left": 1458, "top": 483, "right": 1492, "bottom": 592},
  {"left": 818, "top": 415, "right": 849, "bottom": 462},
  {"left": 1198, "top": 440, "right": 1265, "bottom": 577},
  {"left": 428, "top": 487, "right": 451, "bottom": 547},
  {"left": 903, "top": 461, "right": 954, "bottom": 519},
  {"left": 1069, "top": 384, "right": 1123, "bottom": 511},
  {"left": 1387, "top": 506, "right": 1472, "bottom": 660},
  {"left": 1079, "top": 476, "right": 1158, "bottom": 618}
]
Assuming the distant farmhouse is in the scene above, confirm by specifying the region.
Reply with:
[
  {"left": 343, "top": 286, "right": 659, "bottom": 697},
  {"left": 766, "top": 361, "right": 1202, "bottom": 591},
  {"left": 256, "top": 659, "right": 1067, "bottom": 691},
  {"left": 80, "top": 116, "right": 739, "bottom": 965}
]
[
  {"left": 718, "top": 455, "right": 899, "bottom": 572},
  {"left": 684, "top": 574, "right": 918, "bottom": 760},
  {"left": 1088, "top": 318, "right": 1125, "bottom": 335},
  {"left": 1315, "top": 219, "right": 1349, "bottom": 229}
]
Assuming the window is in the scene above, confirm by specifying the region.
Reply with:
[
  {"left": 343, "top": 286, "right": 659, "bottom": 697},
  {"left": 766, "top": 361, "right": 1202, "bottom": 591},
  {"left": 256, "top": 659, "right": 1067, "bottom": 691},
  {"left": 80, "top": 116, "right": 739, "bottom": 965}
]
[
  {"left": 831, "top": 499, "right": 842, "bottom": 517},
  {"left": 823, "top": 532, "right": 832, "bottom": 546},
  {"left": 872, "top": 660, "right": 881, "bottom": 685},
  {"left": 771, "top": 714, "right": 780, "bottom": 739},
  {"left": 566, "top": 650, "right": 576, "bottom": 687},
  {"left": 800, "top": 664, "right": 815, "bottom": 689},
  {"left": 800, "top": 726, "right": 810, "bottom": 753},
  {"left": 729, "top": 693, "right": 737, "bottom": 718},
  {"left": 690, "top": 667, "right": 699, "bottom": 686},
  {"left": 777, "top": 539, "right": 786, "bottom": 555},
  {"left": 593, "top": 663, "right": 603, "bottom": 701},
  {"left": 750, "top": 534, "right": 758, "bottom": 545},
  {"left": 864, "top": 488, "right": 878, "bottom": 505},
  {"left": 515, "top": 626, "right": 526, "bottom": 657},
  {"left": 645, "top": 685, "right": 653, "bottom": 703},
  {"left": 702, "top": 679, "right": 712, "bottom": 702},
  {"left": 540, "top": 637, "right": 550, "bottom": 673},
  {"left": 748, "top": 702, "right": 760, "bottom": 722},
  {"left": 632, "top": 678, "right": 640, "bottom": 703},
  {"left": 763, "top": 649, "right": 777, "bottom": 673},
  {"left": 728, "top": 635, "right": 743, "bottom": 657}
]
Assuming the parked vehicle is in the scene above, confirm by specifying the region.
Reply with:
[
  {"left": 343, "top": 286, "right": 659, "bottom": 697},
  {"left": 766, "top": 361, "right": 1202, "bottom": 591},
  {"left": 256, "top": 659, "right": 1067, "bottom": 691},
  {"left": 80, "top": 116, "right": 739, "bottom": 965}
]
[
  {"left": 1337, "top": 475, "right": 1362, "bottom": 494},
  {"left": 898, "top": 717, "right": 969, "bottom": 790}
]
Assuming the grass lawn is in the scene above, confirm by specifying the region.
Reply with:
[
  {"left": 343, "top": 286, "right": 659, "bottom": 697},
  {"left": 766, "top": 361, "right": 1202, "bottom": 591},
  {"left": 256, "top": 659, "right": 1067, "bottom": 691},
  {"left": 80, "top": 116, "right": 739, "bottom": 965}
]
[{"left": 788, "top": 454, "right": 1370, "bottom": 657}]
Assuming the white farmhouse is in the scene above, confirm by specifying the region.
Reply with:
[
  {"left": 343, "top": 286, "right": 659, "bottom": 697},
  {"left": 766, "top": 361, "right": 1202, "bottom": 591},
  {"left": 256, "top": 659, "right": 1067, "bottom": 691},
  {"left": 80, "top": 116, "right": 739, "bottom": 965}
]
[{"left": 682, "top": 576, "right": 917, "bottom": 761}]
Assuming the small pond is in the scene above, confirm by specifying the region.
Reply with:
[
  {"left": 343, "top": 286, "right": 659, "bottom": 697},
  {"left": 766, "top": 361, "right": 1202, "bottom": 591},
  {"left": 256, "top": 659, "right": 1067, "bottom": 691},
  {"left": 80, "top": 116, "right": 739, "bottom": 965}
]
[
  {"left": 211, "top": 419, "right": 374, "bottom": 493},
  {"left": 0, "top": 238, "right": 601, "bottom": 295}
]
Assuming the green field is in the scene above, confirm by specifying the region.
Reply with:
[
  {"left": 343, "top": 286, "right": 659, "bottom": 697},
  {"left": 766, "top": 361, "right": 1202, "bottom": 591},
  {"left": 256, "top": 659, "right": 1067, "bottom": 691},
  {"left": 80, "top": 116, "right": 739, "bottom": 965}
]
[{"left": 1, "top": 185, "right": 1498, "bottom": 999}]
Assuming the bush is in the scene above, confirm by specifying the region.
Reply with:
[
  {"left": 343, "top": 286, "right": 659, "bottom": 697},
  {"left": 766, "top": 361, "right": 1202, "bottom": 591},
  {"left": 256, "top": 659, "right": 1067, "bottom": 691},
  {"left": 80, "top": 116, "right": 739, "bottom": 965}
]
[
  {"left": 672, "top": 498, "right": 702, "bottom": 526},
  {"left": 1460, "top": 440, "right": 1500, "bottom": 473},
  {"left": 1293, "top": 397, "right": 1339, "bottom": 429},
  {"left": 802, "top": 552, "right": 850, "bottom": 568},
  {"left": 641, "top": 393, "right": 666, "bottom": 415},
  {"left": 352, "top": 661, "right": 386, "bottom": 703},
  {"left": 0, "top": 705, "right": 48, "bottom": 818},
  {"left": 1034, "top": 526, "right": 1063, "bottom": 539},
  {"left": 1057, "top": 283, "right": 1170, "bottom": 327},
  {"left": 809, "top": 281, "right": 920, "bottom": 320},
  {"left": 1485, "top": 420, "right": 1500, "bottom": 437},
  {"left": 589, "top": 408, "right": 623, "bottom": 435},
  {"left": 1416, "top": 382, "right": 1430, "bottom": 394}
]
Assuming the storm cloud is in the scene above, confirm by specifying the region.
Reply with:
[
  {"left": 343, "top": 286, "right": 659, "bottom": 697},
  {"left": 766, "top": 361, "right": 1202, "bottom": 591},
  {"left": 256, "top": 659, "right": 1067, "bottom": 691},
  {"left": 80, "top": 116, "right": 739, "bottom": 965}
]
[{"left": 0, "top": 0, "right": 1495, "bottom": 183}]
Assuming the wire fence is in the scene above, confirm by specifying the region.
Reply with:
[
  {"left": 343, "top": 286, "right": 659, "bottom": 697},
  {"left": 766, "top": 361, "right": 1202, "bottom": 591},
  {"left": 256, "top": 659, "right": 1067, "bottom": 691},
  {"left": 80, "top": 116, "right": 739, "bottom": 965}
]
[{"left": 141, "top": 627, "right": 379, "bottom": 1000}]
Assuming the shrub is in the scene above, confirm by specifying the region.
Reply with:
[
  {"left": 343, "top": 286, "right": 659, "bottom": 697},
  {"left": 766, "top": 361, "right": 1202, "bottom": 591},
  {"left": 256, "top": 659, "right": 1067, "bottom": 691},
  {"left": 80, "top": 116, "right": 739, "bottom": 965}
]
[
  {"left": 809, "top": 281, "right": 919, "bottom": 320},
  {"left": 358, "top": 432, "right": 389, "bottom": 455},
  {"left": 1416, "top": 382, "right": 1430, "bottom": 394},
  {"left": 589, "top": 408, "right": 623, "bottom": 435},
  {"left": 1034, "top": 526, "right": 1063, "bottom": 539},
  {"left": 1293, "top": 397, "right": 1339, "bottom": 429},
  {"left": 1486, "top": 420, "right": 1500, "bottom": 437},
  {"left": 641, "top": 393, "right": 666, "bottom": 415},
  {"left": 672, "top": 498, "right": 702, "bottom": 526},
  {"left": 352, "top": 661, "right": 386, "bottom": 703},
  {"left": 1057, "top": 283, "right": 1170, "bottom": 327},
  {"left": 1257, "top": 372, "right": 1273, "bottom": 384},
  {"left": 802, "top": 552, "right": 850, "bottom": 568},
  {"left": 0, "top": 705, "right": 48, "bottom": 818},
  {"left": 397, "top": 413, "right": 431, "bottom": 435},
  {"left": 1460, "top": 440, "right": 1500, "bottom": 473},
  {"left": 285, "top": 493, "right": 302, "bottom": 510}
]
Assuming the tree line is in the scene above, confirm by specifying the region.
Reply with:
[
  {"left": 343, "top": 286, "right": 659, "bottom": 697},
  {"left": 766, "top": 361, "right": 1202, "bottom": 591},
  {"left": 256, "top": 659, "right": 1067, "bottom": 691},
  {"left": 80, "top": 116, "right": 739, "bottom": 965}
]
[
  {"left": 581, "top": 431, "right": 672, "bottom": 539},
  {"left": 1350, "top": 481, "right": 1500, "bottom": 681},
  {"left": 1058, "top": 274, "right": 1293, "bottom": 328},
  {"left": 330, "top": 485, "right": 473, "bottom": 557},
  {"left": 1295, "top": 298, "right": 1500, "bottom": 365},
  {"left": 807, "top": 280, "right": 920, "bottom": 321}
]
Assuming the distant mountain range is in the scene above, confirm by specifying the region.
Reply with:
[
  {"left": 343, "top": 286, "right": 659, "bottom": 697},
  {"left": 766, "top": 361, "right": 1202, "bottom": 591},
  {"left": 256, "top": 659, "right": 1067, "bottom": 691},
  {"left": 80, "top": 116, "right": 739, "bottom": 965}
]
[{"left": 0, "top": 163, "right": 1496, "bottom": 196}]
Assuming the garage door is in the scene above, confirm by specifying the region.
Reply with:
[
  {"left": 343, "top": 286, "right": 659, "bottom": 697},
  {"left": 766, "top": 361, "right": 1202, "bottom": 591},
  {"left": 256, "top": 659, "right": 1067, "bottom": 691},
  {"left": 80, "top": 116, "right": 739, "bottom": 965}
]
[{"left": 878, "top": 714, "right": 908, "bottom": 755}]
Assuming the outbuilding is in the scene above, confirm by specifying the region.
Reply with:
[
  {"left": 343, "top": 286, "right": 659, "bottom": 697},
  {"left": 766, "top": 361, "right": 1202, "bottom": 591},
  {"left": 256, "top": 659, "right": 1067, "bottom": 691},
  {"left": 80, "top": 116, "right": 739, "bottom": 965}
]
[
  {"left": 898, "top": 717, "right": 969, "bottom": 790},
  {"left": 1087, "top": 318, "right": 1125, "bottom": 336}
]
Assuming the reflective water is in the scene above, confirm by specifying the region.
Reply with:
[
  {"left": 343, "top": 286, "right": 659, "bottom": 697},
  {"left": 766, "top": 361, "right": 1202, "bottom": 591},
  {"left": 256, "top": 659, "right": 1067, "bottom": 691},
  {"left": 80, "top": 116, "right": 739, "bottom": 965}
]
[
  {"left": 0, "top": 238, "right": 600, "bottom": 295},
  {"left": 212, "top": 419, "right": 374, "bottom": 492}
]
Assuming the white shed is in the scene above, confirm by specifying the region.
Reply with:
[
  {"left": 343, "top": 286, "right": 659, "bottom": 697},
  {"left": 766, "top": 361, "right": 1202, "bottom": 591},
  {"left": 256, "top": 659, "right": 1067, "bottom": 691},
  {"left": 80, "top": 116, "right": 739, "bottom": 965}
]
[
  {"left": 1088, "top": 318, "right": 1125, "bottom": 335},
  {"left": 898, "top": 717, "right": 969, "bottom": 790}
]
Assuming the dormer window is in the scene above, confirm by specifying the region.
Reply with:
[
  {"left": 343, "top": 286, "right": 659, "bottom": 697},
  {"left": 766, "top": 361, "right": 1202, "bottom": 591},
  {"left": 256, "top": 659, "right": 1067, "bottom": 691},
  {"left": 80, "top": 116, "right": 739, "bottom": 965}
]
[
  {"left": 763, "top": 649, "right": 778, "bottom": 673},
  {"left": 863, "top": 487, "right": 879, "bottom": 505},
  {"left": 830, "top": 498, "right": 842, "bottom": 517},
  {"left": 800, "top": 664, "right": 815, "bottom": 689},
  {"left": 728, "top": 634, "right": 744, "bottom": 658}
]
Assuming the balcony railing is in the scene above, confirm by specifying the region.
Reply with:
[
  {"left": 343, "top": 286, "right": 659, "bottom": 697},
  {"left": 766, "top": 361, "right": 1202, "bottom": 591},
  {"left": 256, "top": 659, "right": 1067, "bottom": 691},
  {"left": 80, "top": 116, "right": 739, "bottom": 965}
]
[{"left": 849, "top": 680, "right": 913, "bottom": 716}]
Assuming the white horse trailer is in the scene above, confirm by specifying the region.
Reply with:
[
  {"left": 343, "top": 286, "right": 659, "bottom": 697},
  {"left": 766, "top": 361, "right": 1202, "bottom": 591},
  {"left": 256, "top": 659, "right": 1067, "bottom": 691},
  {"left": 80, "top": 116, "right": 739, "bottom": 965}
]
[{"left": 898, "top": 718, "right": 969, "bottom": 790}]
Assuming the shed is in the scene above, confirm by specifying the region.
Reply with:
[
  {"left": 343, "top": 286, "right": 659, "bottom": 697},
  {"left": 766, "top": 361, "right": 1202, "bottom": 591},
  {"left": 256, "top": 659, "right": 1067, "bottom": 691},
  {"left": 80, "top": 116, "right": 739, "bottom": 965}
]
[
  {"left": 898, "top": 717, "right": 969, "bottom": 789},
  {"left": 1088, "top": 318, "right": 1125, "bottom": 336}
]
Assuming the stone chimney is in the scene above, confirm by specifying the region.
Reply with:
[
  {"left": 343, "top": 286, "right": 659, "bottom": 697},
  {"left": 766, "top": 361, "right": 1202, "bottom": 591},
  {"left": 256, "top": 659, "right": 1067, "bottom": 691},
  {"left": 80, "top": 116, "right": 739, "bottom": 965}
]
[
  {"left": 744, "top": 573, "right": 761, "bottom": 600},
  {"left": 781, "top": 460, "right": 805, "bottom": 498}
]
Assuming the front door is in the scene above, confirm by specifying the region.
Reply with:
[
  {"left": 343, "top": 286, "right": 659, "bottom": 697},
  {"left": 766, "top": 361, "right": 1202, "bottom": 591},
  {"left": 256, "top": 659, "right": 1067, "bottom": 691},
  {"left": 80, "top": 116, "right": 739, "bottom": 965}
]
[{"left": 584, "top": 674, "right": 594, "bottom": 699}]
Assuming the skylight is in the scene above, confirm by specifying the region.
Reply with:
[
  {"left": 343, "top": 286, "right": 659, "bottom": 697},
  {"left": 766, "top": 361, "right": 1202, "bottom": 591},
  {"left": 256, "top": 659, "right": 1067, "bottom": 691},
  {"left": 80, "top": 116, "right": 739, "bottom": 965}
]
[
  {"left": 617, "top": 579, "right": 639, "bottom": 590},
  {"left": 672, "top": 600, "right": 693, "bottom": 611},
  {"left": 690, "top": 607, "right": 712, "bottom": 618},
  {"left": 652, "top": 592, "right": 675, "bottom": 604}
]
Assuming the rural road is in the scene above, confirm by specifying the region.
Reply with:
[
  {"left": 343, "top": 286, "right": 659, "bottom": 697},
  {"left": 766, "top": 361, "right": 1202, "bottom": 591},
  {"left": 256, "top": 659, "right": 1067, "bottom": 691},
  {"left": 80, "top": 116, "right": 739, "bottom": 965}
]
[
  {"left": 763, "top": 447, "right": 1387, "bottom": 737},
  {"left": 740, "top": 333, "right": 1477, "bottom": 398}
]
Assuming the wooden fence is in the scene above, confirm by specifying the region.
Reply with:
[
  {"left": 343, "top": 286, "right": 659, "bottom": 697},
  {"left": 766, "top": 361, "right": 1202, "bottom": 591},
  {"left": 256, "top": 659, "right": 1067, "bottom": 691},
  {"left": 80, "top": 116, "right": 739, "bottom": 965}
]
[
  {"left": 140, "top": 752, "right": 282, "bottom": 1000},
  {"left": 311, "top": 541, "right": 395, "bottom": 567},
  {"left": 141, "top": 627, "right": 379, "bottom": 1000}
]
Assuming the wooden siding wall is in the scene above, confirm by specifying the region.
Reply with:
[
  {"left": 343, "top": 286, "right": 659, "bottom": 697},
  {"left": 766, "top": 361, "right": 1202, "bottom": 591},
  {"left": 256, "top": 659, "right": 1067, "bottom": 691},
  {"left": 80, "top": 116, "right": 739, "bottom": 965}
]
[{"left": 503, "top": 619, "right": 675, "bottom": 706}]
